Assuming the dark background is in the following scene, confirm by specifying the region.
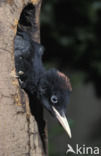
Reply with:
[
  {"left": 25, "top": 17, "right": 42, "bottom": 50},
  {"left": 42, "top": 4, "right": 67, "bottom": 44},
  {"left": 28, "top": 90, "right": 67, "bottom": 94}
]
[{"left": 40, "top": 0, "right": 101, "bottom": 155}]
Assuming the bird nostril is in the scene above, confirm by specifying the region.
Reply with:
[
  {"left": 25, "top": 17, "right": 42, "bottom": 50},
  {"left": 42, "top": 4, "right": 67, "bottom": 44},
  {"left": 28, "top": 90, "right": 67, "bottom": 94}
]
[{"left": 51, "top": 95, "right": 58, "bottom": 104}]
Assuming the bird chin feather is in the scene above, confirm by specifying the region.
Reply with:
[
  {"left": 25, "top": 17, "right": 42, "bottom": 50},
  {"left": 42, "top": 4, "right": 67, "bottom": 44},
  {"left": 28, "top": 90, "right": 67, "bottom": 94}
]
[{"left": 41, "top": 98, "right": 52, "bottom": 113}]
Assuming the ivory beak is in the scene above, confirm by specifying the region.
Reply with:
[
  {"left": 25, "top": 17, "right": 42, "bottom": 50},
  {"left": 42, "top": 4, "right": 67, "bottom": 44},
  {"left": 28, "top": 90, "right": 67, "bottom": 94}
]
[{"left": 52, "top": 106, "right": 72, "bottom": 138}]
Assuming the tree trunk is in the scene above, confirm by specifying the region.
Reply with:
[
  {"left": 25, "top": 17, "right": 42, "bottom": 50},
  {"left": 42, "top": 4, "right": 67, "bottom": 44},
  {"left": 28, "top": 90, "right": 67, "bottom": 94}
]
[{"left": 0, "top": 0, "right": 47, "bottom": 155}]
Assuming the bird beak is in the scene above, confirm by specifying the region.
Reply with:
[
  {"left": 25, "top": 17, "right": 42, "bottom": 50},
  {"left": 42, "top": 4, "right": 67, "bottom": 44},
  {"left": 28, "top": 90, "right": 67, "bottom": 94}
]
[{"left": 52, "top": 106, "right": 72, "bottom": 138}]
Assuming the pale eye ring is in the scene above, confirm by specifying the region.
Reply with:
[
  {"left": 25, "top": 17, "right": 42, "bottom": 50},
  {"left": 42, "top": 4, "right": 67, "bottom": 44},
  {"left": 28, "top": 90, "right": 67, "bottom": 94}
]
[{"left": 51, "top": 95, "right": 58, "bottom": 104}]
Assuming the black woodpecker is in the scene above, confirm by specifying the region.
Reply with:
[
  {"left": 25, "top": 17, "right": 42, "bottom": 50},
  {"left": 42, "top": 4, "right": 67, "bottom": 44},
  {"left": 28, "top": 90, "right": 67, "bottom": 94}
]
[{"left": 14, "top": 4, "right": 72, "bottom": 139}]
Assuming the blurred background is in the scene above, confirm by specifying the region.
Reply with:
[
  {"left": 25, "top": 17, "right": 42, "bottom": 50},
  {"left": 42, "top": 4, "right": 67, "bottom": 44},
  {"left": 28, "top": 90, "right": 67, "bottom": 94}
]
[{"left": 40, "top": 0, "right": 101, "bottom": 155}]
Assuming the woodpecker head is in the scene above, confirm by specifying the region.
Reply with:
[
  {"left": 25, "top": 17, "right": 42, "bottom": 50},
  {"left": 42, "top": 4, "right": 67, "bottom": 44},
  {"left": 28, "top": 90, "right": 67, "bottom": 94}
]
[{"left": 38, "top": 68, "right": 72, "bottom": 138}]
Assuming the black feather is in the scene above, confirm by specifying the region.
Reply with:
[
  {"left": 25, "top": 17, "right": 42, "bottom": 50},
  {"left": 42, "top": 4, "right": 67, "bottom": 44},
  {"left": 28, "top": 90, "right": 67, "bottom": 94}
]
[
  {"left": 14, "top": 3, "right": 72, "bottom": 152},
  {"left": 14, "top": 1, "right": 72, "bottom": 122}
]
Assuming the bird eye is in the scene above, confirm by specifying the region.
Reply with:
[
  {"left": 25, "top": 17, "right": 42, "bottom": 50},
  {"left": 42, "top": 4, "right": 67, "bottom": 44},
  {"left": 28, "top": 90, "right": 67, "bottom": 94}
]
[{"left": 51, "top": 95, "right": 58, "bottom": 104}]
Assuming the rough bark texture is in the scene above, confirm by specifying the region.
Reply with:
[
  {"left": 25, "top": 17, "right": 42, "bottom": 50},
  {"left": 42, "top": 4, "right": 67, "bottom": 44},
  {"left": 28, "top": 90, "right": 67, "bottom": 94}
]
[{"left": 0, "top": 0, "right": 47, "bottom": 156}]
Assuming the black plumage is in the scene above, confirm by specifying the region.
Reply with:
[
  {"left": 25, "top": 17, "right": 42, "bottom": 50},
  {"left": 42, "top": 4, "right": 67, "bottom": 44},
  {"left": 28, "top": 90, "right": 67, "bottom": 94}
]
[{"left": 14, "top": 4, "right": 72, "bottom": 151}]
